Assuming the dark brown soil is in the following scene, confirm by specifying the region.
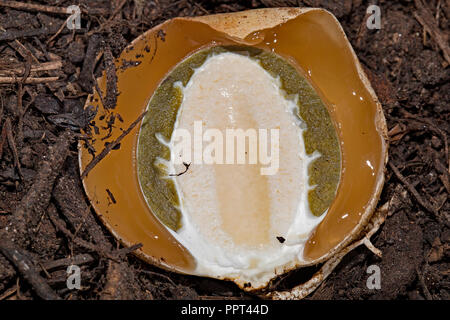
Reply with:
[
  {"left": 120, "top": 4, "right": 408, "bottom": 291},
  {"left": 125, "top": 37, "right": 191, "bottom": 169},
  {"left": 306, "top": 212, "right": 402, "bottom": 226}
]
[{"left": 0, "top": 0, "right": 448, "bottom": 300}]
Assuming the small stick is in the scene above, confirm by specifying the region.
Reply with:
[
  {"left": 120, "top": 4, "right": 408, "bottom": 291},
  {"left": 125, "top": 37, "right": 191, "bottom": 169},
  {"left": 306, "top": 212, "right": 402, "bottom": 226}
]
[
  {"left": 435, "top": 0, "right": 441, "bottom": 23},
  {"left": 0, "top": 238, "right": 61, "bottom": 300},
  {"left": 414, "top": 0, "right": 450, "bottom": 64},
  {"left": 389, "top": 162, "right": 439, "bottom": 217},
  {"left": 199, "top": 295, "right": 243, "bottom": 300},
  {"left": 40, "top": 254, "right": 94, "bottom": 271},
  {"left": 90, "top": 0, "right": 128, "bottom": 35},
  {"left": 16, "top": 55, "right": 31, "bottom": 149},
  {"left": 4, "top": 118, "right": 23, "bottom": 180},
  {"left": 416, "top": 267, "right": 433, "bottom": 300},
  {"left": 46, "top": 18, "right": 68, "bottom": 45},
  {"left": 0, "top": 0, "right": 107, "bottom": 15},
  {"left": 53, "top": 173, "right": 112, "bottom": 250},
  {"left": 193, "top": 1, "right": 209, "bottom": 15},
  {"left": 0, "top": 286, "right": 16, "bottom": 300},
  {"left": 0, "top": 24, "right": 40, "bottom": 64},
  {"left": 110, "top": 0, "right": 128, "bottom": 19},
  {"left": 0, "top": 124, "right": 6, "bottom": 159},
  {"left": 92, "top": 73, "right": 107, "bottom": 110},
  {"left": 169, "top": 162, "right": 191, "bottom": 176},
  {"left": 46, "top": 205, "right": 139, "bottom": 261},
  {"left": 10, "top": 40, "right": 40, "bottom": 64},
  {"left": 0, "top": 0, "right": 69, "bottom": 14},
  {"left": 139, "top": 270, "right": 177, "bottom": 286},
  {"left": 114, "top": 243, "right": 142, "bottom": 257},
  {"left": 46, "top": 204, "right": 115, "bottom": 260},
  {"left": 0, "top": 76, "right": 59, "bottom": 84},
  {"left": 72, "top": 206, "right": 93, "bottom": 239},
  {"left": 81, "top": 110, "right": 147, "bottom": 179},
  {"left": 0, "top": 25, "right": 60, "bottom": 42},
  {"left": 0, "top": 61, "right": 62, "bottom": 75}
]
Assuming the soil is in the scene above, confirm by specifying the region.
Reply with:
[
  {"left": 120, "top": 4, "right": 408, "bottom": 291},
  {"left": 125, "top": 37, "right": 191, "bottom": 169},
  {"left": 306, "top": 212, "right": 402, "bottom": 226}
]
[{"left": 0, "top": 0, "right": 449, "bottom": 300}]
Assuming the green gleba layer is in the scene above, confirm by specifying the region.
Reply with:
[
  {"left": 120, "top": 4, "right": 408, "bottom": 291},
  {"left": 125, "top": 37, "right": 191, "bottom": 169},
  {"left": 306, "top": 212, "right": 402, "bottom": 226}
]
[{"left": 137, "top": 46, "right": 341, "bottom": 231}]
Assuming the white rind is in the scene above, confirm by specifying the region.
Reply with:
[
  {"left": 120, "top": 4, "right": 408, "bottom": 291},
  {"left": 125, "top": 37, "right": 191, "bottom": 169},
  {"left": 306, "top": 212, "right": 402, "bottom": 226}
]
[{"left": 153, "top": 52, "right": 324, "bottom": 287}]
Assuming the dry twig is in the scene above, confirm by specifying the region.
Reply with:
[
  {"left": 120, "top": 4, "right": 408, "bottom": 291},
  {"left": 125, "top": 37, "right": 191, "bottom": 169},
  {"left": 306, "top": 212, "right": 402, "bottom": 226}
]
[
  {"left": 0, "top": 61, "right": 62, "bottom": 76},
  {"left": 0, "top": 0, "right": 106, "bottom": 15},
  {"left": 414, "top": 0, "right": 450, "bottom": 64},
  {"left": 0, "top": 76, "right": 59, "bottom": 84},
  {"left": 81, "top": 110, "right": 147, "bottom": 179},
  {"left": 4, "top": 118, "right": 23, "bottom": 180},
  {"left": 389, "top": 162, "right": 441, "bottom": 219},
  {"left": 0, "top": 238, "right": 61, "bottom": 300},
  {"left": 40, "top": 254, "right": 94, "bottom": 271}
]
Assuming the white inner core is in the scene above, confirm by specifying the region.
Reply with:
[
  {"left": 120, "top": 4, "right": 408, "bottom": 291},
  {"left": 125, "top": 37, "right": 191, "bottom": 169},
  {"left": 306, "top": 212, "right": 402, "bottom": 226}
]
[{"left": 163, "top": 52, "right": 324, "bottom": 284}]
